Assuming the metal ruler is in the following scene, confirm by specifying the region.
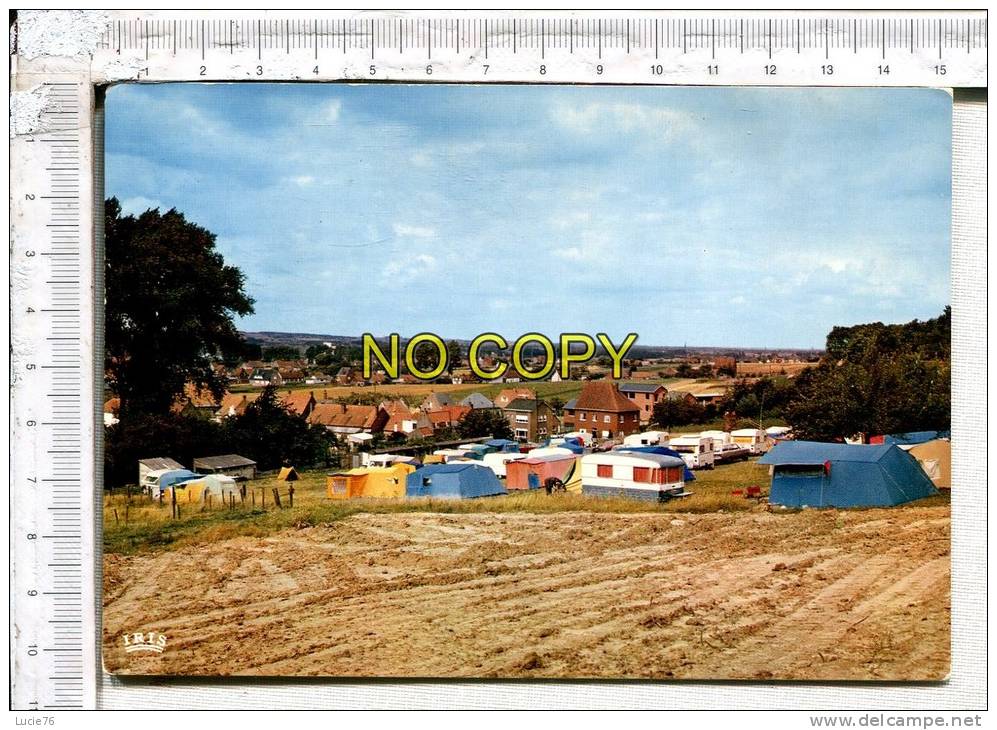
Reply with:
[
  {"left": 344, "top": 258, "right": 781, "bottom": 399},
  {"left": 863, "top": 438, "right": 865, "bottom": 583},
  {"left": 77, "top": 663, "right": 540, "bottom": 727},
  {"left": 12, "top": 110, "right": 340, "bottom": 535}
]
[
  {"left": 10, "top": 74, "right": 96, "bottom": 711},
  {"left": 6, "top": 8, "right": 986, "bottom": 712},
  {"left": 89, "top": 11, "right": 986, "bottom": 86}
]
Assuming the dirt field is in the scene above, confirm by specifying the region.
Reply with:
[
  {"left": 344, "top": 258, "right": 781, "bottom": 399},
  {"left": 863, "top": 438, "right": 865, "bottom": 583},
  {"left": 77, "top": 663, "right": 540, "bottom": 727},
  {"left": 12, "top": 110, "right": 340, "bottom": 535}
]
[{"left": 103, "top": 504, "right": 948, "bottom": 680}]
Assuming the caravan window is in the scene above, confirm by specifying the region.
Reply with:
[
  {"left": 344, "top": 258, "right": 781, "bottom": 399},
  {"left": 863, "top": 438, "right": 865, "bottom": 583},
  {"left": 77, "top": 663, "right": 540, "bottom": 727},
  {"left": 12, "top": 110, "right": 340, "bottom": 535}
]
[
  {"left": 632, "top": 467, "right": 652, "bottom": 483},
  {"left": 596, "top": 464, "right": 612, "bottom": 478}
]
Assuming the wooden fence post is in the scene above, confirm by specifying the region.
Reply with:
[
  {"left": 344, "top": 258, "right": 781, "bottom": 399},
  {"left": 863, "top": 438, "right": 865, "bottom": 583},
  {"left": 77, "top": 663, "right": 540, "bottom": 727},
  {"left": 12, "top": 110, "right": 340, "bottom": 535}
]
[
  {"left": 170, "top": 487, "right": 177, "bottom": 520},
  {"left": 272, "top": 488, "right": 282, "bottom": 509},
  {"left": 261, "top": 487, "right": 266, "bottom": 509},
  {"left": 252, "top": 489, "right": 256, "bottom": 507},
  {"left": 288, "top": 484, "right": 294, "bottom": 508},
  {"left": 113, "top": 508, "right": 118, "bottom": 525}
]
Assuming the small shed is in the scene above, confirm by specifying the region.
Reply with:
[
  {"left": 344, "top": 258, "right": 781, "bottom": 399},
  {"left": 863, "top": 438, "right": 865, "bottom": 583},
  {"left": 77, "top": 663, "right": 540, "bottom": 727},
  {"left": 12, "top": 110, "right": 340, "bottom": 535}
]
[
  {"left": 192, "top": 454, "right": 257, "bottom": 481},
  {"left": 505, "top": 454, "right": 578, "bottom": 490},
  {"left": 580, "top": 452, "right": 688, "bottom": 502},
  {"left": 138, "top": 457, "right": 184, "bottom": 488},
  {"left": 406, "top": 463, "right": 507, "bottom": 499},
  {"left": 758, "top": 441, "right": 938, "bottom": 508},
  {"left": 327, "top": 464, "right": 414, "bottom": 499}
]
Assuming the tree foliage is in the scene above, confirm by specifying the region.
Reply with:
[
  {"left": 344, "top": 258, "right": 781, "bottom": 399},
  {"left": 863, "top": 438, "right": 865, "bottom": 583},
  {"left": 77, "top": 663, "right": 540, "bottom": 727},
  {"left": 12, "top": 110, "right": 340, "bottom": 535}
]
[
  {"left": 457, "top": 409, "right": 514, "bottom": 440},
  {"left": 785, "top": 309, "right": 950, "bottom": 440},
  {"left": 104, "top": 198, "right": 254, "bottom": 416},
  {"left": 262, "top": 345, "right": 302, "bottom": 361},
  {"left": 222, "top": 386, "right": 335, "bottom": 471}
]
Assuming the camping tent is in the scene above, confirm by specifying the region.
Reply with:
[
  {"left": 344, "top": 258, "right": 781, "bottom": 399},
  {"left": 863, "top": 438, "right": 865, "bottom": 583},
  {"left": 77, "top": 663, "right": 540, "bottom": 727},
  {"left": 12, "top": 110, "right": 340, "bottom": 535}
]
[
  {"left": 326, "top": 463, "right": 414, "bottom": 499},
  {"left": 505, "top": 454, "right": 578, "bottom": 490},
  {"left": 870, "top": 430, "right": 951, "bottom": 446},
  {"left": 277, "top": 466, "right": 299, "bottom": 481},
  {"left": 179, "top": 474, "right": 239, "bottom": 502},
  {"left": 758, "top": 441, "right": 938, "bottom": 508},
  {"left": 908, "top": 439, "right": 951, "bottom": 489},
  {"left": 405, "top": 463, "right": 507, "bottom": 499},
  {"left": 485, "top": 439, "right": 521, "bottom": 453},
  {"left": 613, "top": 446, "right": 696, "bottom": 481},
  {"left": 154, "top": 469, "right": 200, "bottom": 496}
]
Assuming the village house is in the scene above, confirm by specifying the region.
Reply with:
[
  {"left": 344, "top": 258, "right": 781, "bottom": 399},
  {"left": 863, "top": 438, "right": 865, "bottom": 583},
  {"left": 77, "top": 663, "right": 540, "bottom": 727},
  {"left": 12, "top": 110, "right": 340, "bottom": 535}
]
[
  {"left": 561, "top": 381, "right": 640, "bottom": 440},
  {"left": 172, "top": 383, "right": 221, "bottom": 418},
  {"left": 335, "top": 366, "right": 355, "bottom": 385},
  {"left": 215, "top": 393, "right": 252, "bottom": 420},
  {"left": 502, "top": 398, "right": 560, "bottom": 443},
  {"left": 421, "top": 392, "right": 456, "bottom": 411},
  {"left": 426, "top": 405, "right": 471, "bottom": 432},
  {"left": 618, "top": 383, "right": 669, "bottom": 425},
  {"left": 459, "top": 392, "right": 495, "bottom": 409},
  {"left": 307, "top": 402, "right": 387, "bottom": 435},
  {"left": 493, "top": 387, "right": 535, "bottom": 409},
  {"left": 250, "top": 368, "right": 282, "bottom": 387},
  {"left": 103, "top": 397, "right": 120, "bottom": 427},
  {"left": 279, "top": 390, "right": 316, "bottom": 419}
]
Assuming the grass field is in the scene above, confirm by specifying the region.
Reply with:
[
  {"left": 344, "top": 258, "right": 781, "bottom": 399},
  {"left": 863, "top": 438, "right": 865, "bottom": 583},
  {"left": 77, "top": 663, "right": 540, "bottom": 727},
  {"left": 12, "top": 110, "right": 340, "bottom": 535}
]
[
  {"left": 102, "top": 459, "right": 949, "bottom": 556},
  {"left": 104, "top": 459, "right": 781, "bottom": 555}
]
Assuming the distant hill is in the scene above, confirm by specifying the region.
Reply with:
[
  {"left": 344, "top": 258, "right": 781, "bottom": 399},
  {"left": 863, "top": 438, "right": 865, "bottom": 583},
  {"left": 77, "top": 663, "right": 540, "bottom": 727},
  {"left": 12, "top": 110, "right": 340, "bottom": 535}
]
[{"left": 239, "top": 331, "right": 822, "bottom": 361}]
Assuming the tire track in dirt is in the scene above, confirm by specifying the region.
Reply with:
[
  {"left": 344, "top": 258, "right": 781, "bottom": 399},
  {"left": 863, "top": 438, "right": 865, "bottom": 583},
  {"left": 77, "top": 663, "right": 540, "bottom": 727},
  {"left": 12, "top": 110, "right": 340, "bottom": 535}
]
[{"left": 103, "top": 506, "right": 950, "bottom": 679}]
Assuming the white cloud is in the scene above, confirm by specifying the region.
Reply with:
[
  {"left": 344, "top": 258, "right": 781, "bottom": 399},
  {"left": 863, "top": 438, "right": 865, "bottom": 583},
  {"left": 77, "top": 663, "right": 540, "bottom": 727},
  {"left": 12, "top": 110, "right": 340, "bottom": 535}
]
[
  {"left": 553, "top": 102, "right": 691, "bottom": 137},
  {"left": 382, "top": 253, "right": 437, "bottom": 283},
  {"left": 410, "top": 151, "right": 433, "bottom": 167},
  {"left": 287, "top": 175, "right": 314, "bottom": 187},
  {"left": 119, "top": 196, "right": 165, "bottom": 215},
  {"left": 549, "top": 211, "right": 591, "bottom": 230},
  {"left": 325, "top": 99, "right": 342, "bottom": 122},
  {"left": 392, "top": 223, "right": 436, "bottom": 239}
]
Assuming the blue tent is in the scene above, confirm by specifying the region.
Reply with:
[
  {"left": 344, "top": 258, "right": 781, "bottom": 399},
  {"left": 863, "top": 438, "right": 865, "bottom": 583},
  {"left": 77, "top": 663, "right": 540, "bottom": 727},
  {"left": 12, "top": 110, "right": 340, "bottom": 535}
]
[
  {"left": 881, "top": 430, "right": 951, "bottom": 446},
  {"left": 613, "top": 446, "right": 696, "bottom": 482},
  {"left": 485, "top": 439, "right": 521, "bottom": 453},
  {"left": 758, "top": 441, "right": 937, "bottom": 508},
  {"left": 406, "top": 463, "right": 508, "bottom": 499},
  {"left": 159, "top": 469, "right": 201, "bottom": 489}
]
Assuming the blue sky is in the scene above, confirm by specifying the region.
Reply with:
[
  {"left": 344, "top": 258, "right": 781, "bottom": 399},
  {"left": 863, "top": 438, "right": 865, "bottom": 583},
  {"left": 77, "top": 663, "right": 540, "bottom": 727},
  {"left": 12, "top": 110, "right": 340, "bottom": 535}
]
[{"left": 105, "top": 84, "right": 950, "bottom": 349}]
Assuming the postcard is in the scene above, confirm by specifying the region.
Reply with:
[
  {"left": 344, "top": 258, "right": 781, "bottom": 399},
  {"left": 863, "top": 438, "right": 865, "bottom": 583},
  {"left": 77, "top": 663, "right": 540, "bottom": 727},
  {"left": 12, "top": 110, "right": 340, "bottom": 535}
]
[{"left": 99, "top": 83, "right": 951, "bottom": 680}]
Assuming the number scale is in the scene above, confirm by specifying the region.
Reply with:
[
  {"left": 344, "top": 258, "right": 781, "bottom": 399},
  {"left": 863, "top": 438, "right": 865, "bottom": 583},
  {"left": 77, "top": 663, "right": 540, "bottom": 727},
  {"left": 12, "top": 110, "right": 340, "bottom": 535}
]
[
  {"left": 91, "top": 11, "right": 986, "bottom": 86},
  {"left": 7, "top": 9, "right": 986, "bottom": 711},
  {"left": 10, "top": 76, "right": 97, "bottom": 710}
]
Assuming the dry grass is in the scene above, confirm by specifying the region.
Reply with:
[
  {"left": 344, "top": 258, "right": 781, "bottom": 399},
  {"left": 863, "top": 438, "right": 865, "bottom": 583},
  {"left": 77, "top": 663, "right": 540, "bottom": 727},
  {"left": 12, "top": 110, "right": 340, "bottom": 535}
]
[
  {"left": 103, "top": 460, "right": 777, "bottom": 554},
  {"left": 102, "top": 458, "right": 947, "bottom": 555}
]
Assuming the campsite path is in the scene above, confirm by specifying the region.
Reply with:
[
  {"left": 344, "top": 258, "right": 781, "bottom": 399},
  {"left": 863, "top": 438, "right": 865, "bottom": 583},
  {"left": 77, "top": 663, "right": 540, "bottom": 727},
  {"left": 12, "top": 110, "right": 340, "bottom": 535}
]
[{"left": 102, "top": 505, "right": 949, "bottom": 680}]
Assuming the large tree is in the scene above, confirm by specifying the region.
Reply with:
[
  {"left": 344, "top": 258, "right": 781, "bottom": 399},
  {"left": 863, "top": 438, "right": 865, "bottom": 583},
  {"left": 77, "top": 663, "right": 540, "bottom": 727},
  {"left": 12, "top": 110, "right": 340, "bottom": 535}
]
[
  {"left": 104, "top": 199, "right": 255, "bottom": 416},
  {"left": 785, "top": 309, "right": 950, "bottom": 441},
  {"left": 457, "top": 408, "right": 514, "bottom": 440}
]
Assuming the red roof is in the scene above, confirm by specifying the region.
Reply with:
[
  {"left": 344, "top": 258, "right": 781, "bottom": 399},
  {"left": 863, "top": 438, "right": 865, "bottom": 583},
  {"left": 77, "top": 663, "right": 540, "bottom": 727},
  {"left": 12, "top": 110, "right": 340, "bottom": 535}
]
[
  {"left": 427, "top": 405, "right": 470, "bottom": 426},
  {"left": 279, "top": 390, "right": 315, "bottom": 415},
  {"left": 573, "top": 381, "right": 640, "bottom": 413},
  {"left": 308, "top": 403, "right": 384, "bottom": 430},
  {"left": 216, "top": 392, "right": 252, "bottom": 417}
]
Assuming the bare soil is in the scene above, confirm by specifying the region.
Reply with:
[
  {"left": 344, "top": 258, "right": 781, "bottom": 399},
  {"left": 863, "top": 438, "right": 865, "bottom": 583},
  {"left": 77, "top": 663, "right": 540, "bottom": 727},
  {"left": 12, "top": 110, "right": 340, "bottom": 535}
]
[{"left": 103, "top": 505, "right": 949, "bottom": 680}]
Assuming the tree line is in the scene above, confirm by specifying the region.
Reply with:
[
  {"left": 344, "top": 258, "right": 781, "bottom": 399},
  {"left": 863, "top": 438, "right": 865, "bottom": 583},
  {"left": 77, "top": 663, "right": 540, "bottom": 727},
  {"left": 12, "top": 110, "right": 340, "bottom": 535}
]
[{"left": 650, "top": 308, "right": 951, "bottom": 442}]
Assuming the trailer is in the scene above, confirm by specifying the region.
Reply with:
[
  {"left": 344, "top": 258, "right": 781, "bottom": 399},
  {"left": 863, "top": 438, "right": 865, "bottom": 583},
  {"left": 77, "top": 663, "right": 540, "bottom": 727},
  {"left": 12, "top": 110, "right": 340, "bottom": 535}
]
[
  {"left": 667, "top": 435, "right": 716, "bottom": 469},
  {"left": 580, "top": 452, "right": 690, "bottom": 502}
]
